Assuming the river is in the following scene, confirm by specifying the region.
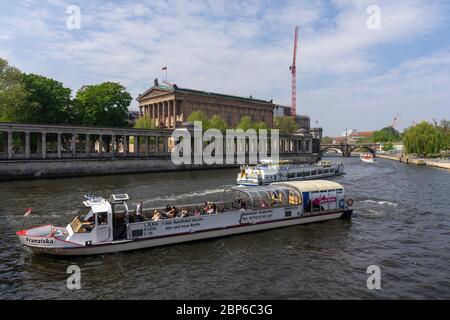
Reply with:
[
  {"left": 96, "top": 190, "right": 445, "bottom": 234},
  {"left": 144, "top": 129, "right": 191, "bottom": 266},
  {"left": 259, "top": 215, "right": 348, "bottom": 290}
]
[{"left": 0, "top": 156, "right": 449, "bottom": 299}]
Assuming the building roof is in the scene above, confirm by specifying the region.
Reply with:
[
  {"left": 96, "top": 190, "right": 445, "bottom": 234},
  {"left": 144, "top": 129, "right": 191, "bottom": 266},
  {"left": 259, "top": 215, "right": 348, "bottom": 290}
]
[
  {"left": 138, "top": 84, "right": 274, "bottom": 105},
  {"left": 349, "top": 131, "right": 373, "bottom": 137}
]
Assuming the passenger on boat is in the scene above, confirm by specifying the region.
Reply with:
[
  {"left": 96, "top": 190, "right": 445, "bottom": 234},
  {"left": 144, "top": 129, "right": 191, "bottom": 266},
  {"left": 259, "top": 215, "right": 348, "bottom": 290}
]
[
  {"left": 261, "top": 201, "right": 269, "bottom": 209},
  {"left": 206, "top": 202, "right": 215, "bottom": 214},
  {"left": 180, "top": 208, "right": 189, "bottom": 218},
  {"left": 152, "top": 210, "right": 162, "bottom": 221},
  {"left": 136, "top": 202, "right": 144, "bottom": 222},
  {"left": 165, "top": 206, "right": 177, "bottom": 218}
]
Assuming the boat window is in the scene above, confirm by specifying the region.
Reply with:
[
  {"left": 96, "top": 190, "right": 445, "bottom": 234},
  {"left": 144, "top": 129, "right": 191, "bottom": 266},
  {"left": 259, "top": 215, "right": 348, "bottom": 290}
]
[
  {"left": 288, "top": 173, "right": 296, "bottom": 178},
  {"left": 324, "top": 169, "right": 329, "bottom": 174},
  {"left": 288, "top": 191, "right": 301, "bottom": 205},
  {"left": 70, "top": 207, "right": 95, "bottom": 233},
  {"left": 311, "top": 170, "right": 317, "bottom": 175},
  {"left": 304, "top": 172, "right": 311, "bottom": 176},
  {"left": 318, "top": 170, "right": 323, "bottom": 174},
  {"left": 97, "top": 212, "right": 108, "bottom": 225}
]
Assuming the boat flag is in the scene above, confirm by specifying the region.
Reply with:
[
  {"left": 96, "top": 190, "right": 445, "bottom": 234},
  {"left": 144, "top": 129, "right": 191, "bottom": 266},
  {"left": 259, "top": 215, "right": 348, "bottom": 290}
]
[
  {"left": 24, "top": 208, "right": 32, "bottom": 217},
  {"left": 162, "top": 66, "right": 167, "bottom": 71}
]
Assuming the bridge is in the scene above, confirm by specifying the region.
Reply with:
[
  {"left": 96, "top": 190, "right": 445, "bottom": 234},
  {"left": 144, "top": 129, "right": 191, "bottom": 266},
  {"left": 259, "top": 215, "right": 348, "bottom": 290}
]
[{"left": 321, "top": 143, "right": 381, "bottom": 157}]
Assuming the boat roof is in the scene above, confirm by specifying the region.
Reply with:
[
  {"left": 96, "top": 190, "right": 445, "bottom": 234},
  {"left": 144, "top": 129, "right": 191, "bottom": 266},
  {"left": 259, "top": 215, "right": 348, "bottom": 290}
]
[{"left": 272, "top": 180, "right": 344, "bottom": 192}]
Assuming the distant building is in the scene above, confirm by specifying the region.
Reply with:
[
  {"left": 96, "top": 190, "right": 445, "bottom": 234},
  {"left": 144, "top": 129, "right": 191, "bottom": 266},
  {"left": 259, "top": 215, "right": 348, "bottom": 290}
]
[
  {"left": 348, "top": 131, "right": 373, "bottom": 143},
  {"left": 333, "top": 131, "right": 373, "bottom": 144},
  {"left": 137, "top": 80, "right": 275, "bottom": 129}
]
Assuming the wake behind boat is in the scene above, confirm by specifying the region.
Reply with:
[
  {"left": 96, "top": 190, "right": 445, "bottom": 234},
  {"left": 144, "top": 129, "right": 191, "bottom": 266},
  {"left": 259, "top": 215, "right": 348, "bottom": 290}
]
[
  {"left": 237, "top": 160, "right": 344, "bottom": 186},
  {"left": 16, "top": 181, "right": 353, "bottom": 256}
]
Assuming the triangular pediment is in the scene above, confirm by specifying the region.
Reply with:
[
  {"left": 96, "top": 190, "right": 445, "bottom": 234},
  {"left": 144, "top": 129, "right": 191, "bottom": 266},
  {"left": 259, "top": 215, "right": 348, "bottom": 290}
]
[{"left": 137, "top": 86, "right": 174, "bottom": 101}]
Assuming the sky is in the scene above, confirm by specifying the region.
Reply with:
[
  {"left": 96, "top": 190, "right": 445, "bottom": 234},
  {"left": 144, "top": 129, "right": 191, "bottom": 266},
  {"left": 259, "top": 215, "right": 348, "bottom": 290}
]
[{"left": 1, "top": 0, "right": 450, "bottom": 136}]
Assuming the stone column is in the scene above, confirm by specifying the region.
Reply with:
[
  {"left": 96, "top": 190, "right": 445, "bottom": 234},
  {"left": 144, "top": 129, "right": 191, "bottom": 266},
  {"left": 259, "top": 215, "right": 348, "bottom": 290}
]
[
  {"left": 71, "top": 134, "right": 77, "bottom": 157},
  {"left": 135, "top": 135, "right": 140, "bottom": 157},
  {"left": 99, "top": 135, "right": 103, "bottom": 156},
  {"left": 86, "top": 134, "right": 90, "bottom": 156},
  {"left": 7, "top": 131, "right": 13, "bottom": 159},
  {"left": 57, "top": 133, "right": 62, "bottom": 158},
  {"left": 25, "top": 132, "right": 31, "bottom": 159},
  {"left": 111, "top": 135, "right": 116, "bottom": 158},
  {"left": 163, "top": 136, "right": 168, "bottom": 154},
  {"left": 123, "top": 135, "right": 128, "bottom": 156},
  {"left": 151, "top": 104, "right": 156, "bottom": 126},
  {"left": 156, "top": 103, "right": 160, "bottom": 127},
  {"left": 168, "top": 100, "right": 173, "bottom": 128},
  {"left": 41, "top": 132, "right": 46, "bottom": 159}
]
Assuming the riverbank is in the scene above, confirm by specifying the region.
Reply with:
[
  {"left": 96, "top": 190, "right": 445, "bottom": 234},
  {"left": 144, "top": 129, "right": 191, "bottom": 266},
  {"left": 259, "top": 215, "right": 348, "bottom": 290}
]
[{"left": 377, "top": 154, "right": 450, "bottom": 170}]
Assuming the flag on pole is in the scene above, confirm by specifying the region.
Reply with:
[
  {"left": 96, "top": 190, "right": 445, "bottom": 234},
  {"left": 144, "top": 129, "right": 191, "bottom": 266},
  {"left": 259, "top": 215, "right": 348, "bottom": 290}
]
[
  {"left": 162, "top": 66, "right": 167, "bottom": 71},
  {"left": 24, "top": 208, "right": 32, "bottom": 217}
]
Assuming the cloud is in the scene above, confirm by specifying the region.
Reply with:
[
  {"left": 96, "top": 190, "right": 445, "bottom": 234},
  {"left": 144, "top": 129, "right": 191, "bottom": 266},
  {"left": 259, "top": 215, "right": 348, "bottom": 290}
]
[{"left": 0, "top": 0, "right": 449, "bottom": 134}]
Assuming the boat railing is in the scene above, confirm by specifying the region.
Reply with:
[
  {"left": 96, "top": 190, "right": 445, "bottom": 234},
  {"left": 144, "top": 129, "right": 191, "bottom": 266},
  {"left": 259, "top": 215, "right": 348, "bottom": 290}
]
[{"left": 124, "top": 199, "right": 292, "bottom": 225}]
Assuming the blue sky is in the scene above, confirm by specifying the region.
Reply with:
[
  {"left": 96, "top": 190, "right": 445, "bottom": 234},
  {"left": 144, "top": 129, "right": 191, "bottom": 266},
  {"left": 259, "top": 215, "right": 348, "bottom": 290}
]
[{"left": 1, "top": 0, "right": 450, "bottom": 135}]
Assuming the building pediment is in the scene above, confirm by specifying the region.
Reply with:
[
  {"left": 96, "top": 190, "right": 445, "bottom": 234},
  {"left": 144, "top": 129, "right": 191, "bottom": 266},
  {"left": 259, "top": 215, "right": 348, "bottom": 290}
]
[{"left": 137, "top": 86, "right": 174, "bottom": 102}]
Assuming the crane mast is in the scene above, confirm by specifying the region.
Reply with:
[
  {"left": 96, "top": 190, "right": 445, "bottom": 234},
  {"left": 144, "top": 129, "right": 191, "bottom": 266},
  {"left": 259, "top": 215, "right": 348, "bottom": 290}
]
[{"left": 290, "top": 26, "right": 299, "bottom": 118}]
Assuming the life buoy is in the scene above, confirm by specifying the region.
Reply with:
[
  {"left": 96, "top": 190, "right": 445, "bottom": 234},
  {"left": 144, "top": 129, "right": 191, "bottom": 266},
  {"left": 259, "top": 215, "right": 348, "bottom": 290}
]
[{"left": 345, "top": 197, "right": 353, "bottom": 207}]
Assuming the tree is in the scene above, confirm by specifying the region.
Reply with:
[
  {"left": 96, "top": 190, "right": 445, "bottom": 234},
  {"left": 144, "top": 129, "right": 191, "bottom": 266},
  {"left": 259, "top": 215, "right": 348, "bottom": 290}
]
[
  {"left": 187, "top": 110, "right": 210, "bottom": 130},
  {"left": 134, "top": 115, "right": 155, "bottom": 129},
  {"left": 0, "top": 58, "right": 28, "bottom": 122},
  {"left": 74, "top": 82, "right": 132, "bottom": 127},
  {"left": 372, "top": 126, "right": 400, "bottom": 143},
  {"left": 209, "top": 115, "right": 227, "bottom": 132},
  {"left": 236, "top": 116, "right": 254, "bottom": 131},
  {"left": 321, "top": 136, "right": 333, "bottom": 144},
  {"left": 273, "top": 116, "right": 298, "bottom": 135},
  {"left": 382, "top": 142, "right": 394, "bottom": 152},
  {"left": 20, "top": 73, "right": 73, "bottom": 124},
  {"left": 403, "top": 121, "right": 444, "bottom": 156}
]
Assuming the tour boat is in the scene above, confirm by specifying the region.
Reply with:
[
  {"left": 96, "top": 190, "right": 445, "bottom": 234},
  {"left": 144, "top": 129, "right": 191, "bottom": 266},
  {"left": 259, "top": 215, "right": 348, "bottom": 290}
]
[
  {"left": 16, "top": 181, "right": 353, "bottom": 256},
  {"left": 360, "top": 153, "right": 374, "bottom": 163},
  {"left": 237, "top": 160, "right": 345, "bottom": 186}
]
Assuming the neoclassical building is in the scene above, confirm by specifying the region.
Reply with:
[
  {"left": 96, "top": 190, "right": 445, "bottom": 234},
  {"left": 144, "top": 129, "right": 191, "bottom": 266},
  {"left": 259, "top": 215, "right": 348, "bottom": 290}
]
[{"left": 137, "top": 80, "right": 275, "bottom": 129}]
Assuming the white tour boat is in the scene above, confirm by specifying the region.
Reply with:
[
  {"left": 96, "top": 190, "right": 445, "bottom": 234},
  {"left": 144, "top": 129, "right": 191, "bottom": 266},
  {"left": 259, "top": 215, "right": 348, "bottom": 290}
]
[
  {"left": 237, "top": 160, "right": 344, "bottom": 186},
  {"left": 16, "top": 181, "right": 353, "bottom": 256},
  {"left": 360, "top": 153, "right": 374, "bottom": 163}
]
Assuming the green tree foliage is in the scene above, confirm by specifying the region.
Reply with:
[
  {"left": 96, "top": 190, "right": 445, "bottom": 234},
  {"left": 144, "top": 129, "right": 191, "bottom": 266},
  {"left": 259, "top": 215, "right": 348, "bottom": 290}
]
[
  {"left": 372, "top": 126, "right": 400, "bottom": 143},
  {"left": 403, "top": 121, "right": 444, "bottom": 156},
  {"left": 273, "top": 116, "right": 298, "bottom": 135},
  {"left": 134, "top": 115, "right": 154, "bottom": 129},
  {"left": 321, "top": 136, "right": 333, "bottom": 144},
  {"left": 236, "top": 116, "right": 254, "bottom": 131},
  {"left": 187, "top": 110, "right": 210, "bottom": 130},
  {"left": 438, "top": 119, "right": 450, "bottom": 149},
  {"left": 0, "top": 58, "right": 28, "bottom": 122},
  {"left": 20, "top": 73, "right": 72, "bottom": 124},
  {"left": 382, "top": 142, "right": 394, "bottom": 152},
  {"left": 209, "top": 115, "right": 227, "bottom": 132},
  {"left": 74, "top": 82, "right": 132, "bottom": 127}
]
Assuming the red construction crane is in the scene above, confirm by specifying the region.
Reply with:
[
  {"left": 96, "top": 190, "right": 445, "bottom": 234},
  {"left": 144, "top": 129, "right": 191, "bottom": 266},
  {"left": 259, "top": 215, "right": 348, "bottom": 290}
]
[{"left": 290, "top": 26, "right": 299, "bottom": 118}]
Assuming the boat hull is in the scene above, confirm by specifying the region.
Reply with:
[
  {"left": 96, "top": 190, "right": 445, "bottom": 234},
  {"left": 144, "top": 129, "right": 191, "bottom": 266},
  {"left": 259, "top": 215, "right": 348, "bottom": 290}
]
[{"left": 21, "top": 210, "right": 351, "bottom": 256}]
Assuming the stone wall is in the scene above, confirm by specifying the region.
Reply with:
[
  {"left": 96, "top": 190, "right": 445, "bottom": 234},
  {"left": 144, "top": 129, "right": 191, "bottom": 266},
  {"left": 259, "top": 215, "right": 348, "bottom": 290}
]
[{"left": 0, "top": 154, "right": 320, "bottom": 181}]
